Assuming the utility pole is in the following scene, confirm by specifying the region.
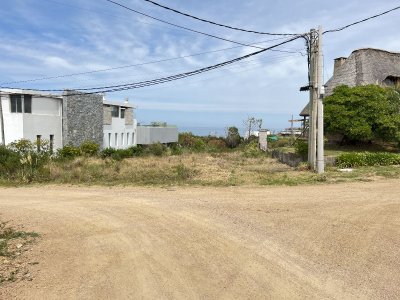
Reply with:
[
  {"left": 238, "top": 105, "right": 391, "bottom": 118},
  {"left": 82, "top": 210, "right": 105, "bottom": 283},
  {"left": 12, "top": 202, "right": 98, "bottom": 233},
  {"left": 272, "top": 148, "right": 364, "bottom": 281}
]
[
  {"left": 0, "top": 93, "right": 5, "bottom": 145},
  {"left": 316, "top": 26, "right": 325, "bottom": 174},
  {"left": 308, "top": 29, "right": 317, "bottom": 170},
  {"left": 307, "top": 27, "right": 324, "bottom": 173}
]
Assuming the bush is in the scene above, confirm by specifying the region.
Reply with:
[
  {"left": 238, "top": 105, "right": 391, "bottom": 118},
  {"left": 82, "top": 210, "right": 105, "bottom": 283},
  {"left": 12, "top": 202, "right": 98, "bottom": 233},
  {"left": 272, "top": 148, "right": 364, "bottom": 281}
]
[
  {"left": 268, "top": 138, "right": 291, "bottom": 149},
  {"left": 129, "top": 145, "right": 144, "bottom": 157},
  {"left": 0, "top": 146, "right": 21, "bottom": 177},
  {"left": 80, "top": 141, "right": 100, "bottom": 157},
  {"left": 336, "top": 152, "right": 400, "bottom": 168},
  {"left": 242, "top": 141, "right": 262, "bottom": 158},
  {"left": 147, "top": 143, "right": 166, "bottom": 156},
  {"left": 100, "top": 147, "right": 116, "bottom": 158},
  {"left": 170, "top": 144, "right": 183, "bottom": 156},
  {"left": 57, "top": 145, "right": 81, "bottom": 159},
  {"left": 295, "top": 140, "right": 308, "bottom": 159},
  {"left": 207, "top": 139, "right": 227, "bottom": 152}
]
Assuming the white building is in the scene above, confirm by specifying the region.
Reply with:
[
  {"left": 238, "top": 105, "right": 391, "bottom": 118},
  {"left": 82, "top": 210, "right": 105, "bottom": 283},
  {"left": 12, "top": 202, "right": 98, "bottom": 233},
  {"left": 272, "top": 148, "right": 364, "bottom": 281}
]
[
  {"left": 0, "top": 89, "right": 137, "bottom": 150},
  {"left": 0, "top": 89, "right": 63, "bottom": 150},
  {"left": 0, "top": 89, "right": 178, "bottom": 149},
  {"left": 103, "top": 99, "right": 137, "bottom": 149}
]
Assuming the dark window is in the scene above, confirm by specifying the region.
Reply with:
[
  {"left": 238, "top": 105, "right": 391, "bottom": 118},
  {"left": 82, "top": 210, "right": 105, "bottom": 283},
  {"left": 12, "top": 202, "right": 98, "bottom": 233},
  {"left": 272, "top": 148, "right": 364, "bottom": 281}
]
[
  {"left": 37, "top": 135, "right": 41, "bottom": 152},
  {"left": 111, "top": 106, "right": 119, "bottom": 118},
  {"left": 50, "top": 135, "right": 54, "bottom": 154},
  {"left": 10, "top": 94, "right": 22, "bottom": 113},
  {"left": 120, "top": 108, "right": 125, "bottom": 119},
  {"left": 24, "top": 95, "right": 32, "bottom": 113}
]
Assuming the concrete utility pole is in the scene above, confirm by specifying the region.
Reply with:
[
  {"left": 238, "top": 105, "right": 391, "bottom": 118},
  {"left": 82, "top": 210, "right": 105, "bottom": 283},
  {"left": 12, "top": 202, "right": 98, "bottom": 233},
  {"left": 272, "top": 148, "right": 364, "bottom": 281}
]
[
  {"left": 316, "top": 26, "right": 325, "bottom": 174},
  {"left": 308, "top": 29, "right": 317, "bottom": 169},
  {"left": 0, "top": 93, "right": 5, "bottom": 145},
  {"left": 307, "top": 27, "right": 325, "bottom": 173}
]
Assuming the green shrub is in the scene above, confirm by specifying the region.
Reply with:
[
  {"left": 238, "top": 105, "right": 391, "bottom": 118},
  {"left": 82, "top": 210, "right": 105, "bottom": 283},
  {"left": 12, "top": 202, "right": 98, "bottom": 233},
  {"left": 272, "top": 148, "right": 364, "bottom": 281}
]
[
  {"left": 295, "top": 140, "right": 308, "bottom": 159},
  {"left": 80, "top": 141, "right": 100, "bottom": 157},
  {"left": 268, "top": 138, "right": 291, "bottom": 149},
  {"left": 0, "top": 146, "right": 21, "bottom": 177},
  {"left": 242, "top": 141, "right": 262, "bottom": 158},
  {"left": 129, "top": 145, "right": 144, "bottom": 157},
  {"left": 170, "top": 144, "right": 183, "bottom": 156},
  {"left": 147, "top": 143, "right": 166, "bottom": 156},
  {"left": 100, "top": 147, "right": 116, "bottom": 158},
  {"left": 337, "top": 152, "right": 400, "bottom": 168},
  {"left": 57, "top": 145, "right": 81, "bottom": 159},
  {"left": 207, "top": 139, "right": 227, "bottom": 152}
]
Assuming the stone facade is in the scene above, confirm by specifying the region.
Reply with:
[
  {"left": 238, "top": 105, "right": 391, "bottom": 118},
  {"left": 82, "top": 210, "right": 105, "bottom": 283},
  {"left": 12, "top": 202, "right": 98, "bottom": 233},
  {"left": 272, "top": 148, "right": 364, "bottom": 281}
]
[
  {"left": 62, "top": 91, "right": 103, "bottom": 147},
  {"left": 103, "top": 106, "right": 112, "bottom": 125},
  {"left": 125, "top": 108, "right": 134, "bottom": 125}
]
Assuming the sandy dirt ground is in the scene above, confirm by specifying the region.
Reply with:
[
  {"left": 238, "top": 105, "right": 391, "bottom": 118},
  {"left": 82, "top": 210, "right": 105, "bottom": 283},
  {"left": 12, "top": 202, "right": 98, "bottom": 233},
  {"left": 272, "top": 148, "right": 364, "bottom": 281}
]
[{"left": 0, "top": 180, "right": 399, "bottom": 299}]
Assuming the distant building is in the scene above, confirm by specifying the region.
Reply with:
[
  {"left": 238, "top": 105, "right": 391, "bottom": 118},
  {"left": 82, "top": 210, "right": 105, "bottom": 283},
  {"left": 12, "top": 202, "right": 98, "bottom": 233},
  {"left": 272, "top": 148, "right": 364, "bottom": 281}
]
[
  {"left": 0, "top": 89, "right": 177, "bottom": 149},
  {"left": 300, "top": 48, "right": 400, "bottom": 117}
]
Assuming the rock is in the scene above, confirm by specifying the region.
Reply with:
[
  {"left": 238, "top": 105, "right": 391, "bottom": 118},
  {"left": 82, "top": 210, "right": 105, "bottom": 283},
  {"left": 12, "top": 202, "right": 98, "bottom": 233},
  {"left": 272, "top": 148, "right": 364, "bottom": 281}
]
[{"left": 16, "top": 243, "right": 23, "bottom": 249}]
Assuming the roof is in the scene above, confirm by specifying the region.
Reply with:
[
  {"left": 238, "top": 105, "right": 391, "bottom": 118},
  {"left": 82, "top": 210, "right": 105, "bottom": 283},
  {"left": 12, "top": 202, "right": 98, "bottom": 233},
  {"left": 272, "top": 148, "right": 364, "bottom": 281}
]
[
  {"left": 300, "top": 104, "right": 309, "bottom": 117},
  {"left": 103, "top": 100, "right": 135, "bottom": 108},
  {"left": 0, "top": 88, "right": 62, "bottom": 99}
]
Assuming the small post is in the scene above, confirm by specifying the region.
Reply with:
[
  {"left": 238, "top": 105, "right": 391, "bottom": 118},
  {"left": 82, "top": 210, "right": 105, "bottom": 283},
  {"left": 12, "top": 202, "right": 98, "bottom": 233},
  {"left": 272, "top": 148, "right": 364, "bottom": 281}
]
[{"left": 0, "top": 92, "right": 5, "bottom": 145}]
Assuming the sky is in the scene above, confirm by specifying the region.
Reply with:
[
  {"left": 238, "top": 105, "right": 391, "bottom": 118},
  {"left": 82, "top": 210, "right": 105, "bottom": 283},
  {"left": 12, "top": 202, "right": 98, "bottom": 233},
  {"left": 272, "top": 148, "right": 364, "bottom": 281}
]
[{"left": 0, "top": 0, "right": 399, "bottom": 134}]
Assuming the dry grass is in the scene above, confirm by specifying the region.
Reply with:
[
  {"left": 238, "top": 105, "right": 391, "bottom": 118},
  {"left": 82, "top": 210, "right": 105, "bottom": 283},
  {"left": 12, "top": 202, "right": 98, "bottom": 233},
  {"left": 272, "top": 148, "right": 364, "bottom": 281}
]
[{"left": 12, "top": 152, "right": 400, "bottom": 187}]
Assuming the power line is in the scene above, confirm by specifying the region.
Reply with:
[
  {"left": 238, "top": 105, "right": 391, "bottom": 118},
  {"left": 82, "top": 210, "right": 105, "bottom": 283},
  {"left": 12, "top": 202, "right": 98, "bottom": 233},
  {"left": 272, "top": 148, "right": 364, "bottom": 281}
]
[
  {"left": 103, "top": 0, "right": 301, "bottom": 51},
  {"left": 1, "top": 37, "right": 304, "bottom": 85},
  {"left": 324, "top": 5, "right": 400, "bottom": 34},
  {"left": 141, "top": 0, "right": 302, "bottom": 36},
  {"left": 4, "top": 35, "right": 303, "bottom": 95}
]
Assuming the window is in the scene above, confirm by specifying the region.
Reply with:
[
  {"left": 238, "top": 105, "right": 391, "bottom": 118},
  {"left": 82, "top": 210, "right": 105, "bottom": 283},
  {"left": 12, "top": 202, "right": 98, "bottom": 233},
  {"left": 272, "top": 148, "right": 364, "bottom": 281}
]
[
  {"left": 108, "top": 133, "right": 111, "bottom": 147},
  {"left": 111, "top": 106, "right": 119, "bottom": 118},
  {"left": 50, "top": 135, "right": 54, "bottom": 154},
  {"left": 127, "top": 133, "right": 130, "bottom": 145},
  {"left": 121, "top": 133, "right": 124, "bottom": 146},
  {"left": 115, "top": 133, "right": 118, "bottom": 147},
  {"left": 24, "top": 95, "right": 32, "bottom": 113},
  {"left": 10, "top": 94, "right": 32, "bottom": 113},
  {"left": 132, "top": 133, "right": 134, "bottom": 145},
  {"left": 10, "top": 94, "right": 22, "bottom": 113},
  {"left": 36, "top": 135, "right": 41, "bottom": 152},
  {"left": 120, "top": 108, "right": 125, "bottom": 119}
]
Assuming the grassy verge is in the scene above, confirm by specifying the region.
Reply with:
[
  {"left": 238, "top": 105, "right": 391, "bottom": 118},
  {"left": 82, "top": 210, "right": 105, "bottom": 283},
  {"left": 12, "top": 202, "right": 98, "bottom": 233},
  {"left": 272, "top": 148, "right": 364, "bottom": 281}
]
[{"left": 0, "top": 152, "right": 397, "bottom": 187}]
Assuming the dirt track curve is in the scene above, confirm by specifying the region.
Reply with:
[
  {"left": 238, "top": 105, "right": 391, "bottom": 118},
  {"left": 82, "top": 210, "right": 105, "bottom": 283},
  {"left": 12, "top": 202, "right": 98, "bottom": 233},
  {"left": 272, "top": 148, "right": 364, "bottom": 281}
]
[{"left": 0, "top": 180, "right": 399, "bottom": 299}]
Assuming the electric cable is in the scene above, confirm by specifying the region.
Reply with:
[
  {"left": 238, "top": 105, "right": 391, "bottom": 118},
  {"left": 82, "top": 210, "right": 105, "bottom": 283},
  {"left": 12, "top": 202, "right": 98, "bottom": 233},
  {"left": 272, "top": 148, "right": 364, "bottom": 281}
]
[
  {"left": 2, "top": 35, "right": 303, "bottom": 95},
  {"left": 103, "top": 0, "right": 302, "bottom": 50},
  {"left": 141, "top": 0, "right": 302, "bottom": 36},
  {"left": 324, "top": 5, "right": 400, "bottom": 34}
]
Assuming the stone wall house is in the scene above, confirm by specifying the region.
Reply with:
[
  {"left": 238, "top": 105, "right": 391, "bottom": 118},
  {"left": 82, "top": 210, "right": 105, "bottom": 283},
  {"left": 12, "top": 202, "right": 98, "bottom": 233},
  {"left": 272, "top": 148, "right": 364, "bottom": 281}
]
[{"left": 300, "top": 48, "right": 400, "bottom": 117}]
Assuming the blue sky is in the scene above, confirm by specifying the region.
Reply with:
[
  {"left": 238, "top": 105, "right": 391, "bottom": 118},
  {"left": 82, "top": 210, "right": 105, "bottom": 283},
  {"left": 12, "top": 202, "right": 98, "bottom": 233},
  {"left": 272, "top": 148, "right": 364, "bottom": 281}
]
[{"left": 1, "top": 0, "right": 399, "bottom": 133}]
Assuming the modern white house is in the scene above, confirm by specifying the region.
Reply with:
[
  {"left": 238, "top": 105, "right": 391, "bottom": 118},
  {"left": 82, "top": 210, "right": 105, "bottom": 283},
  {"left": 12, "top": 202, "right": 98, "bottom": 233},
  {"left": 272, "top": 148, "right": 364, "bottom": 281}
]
[
  {"left": 0, "top": 89, "right": 178, "bottom": 149},
  {"left": 0, "top": 89, "right": 63, "bottom": 150},
  {"left": 103, "top": 99, "right": 137, "bottom": 149}
]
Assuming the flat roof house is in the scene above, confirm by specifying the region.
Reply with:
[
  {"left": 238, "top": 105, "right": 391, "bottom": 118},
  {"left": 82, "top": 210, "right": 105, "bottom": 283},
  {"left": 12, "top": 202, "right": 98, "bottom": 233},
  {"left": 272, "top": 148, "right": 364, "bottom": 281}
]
[{"left": 0, "top": 89, "right": 137, "bottom": 150}]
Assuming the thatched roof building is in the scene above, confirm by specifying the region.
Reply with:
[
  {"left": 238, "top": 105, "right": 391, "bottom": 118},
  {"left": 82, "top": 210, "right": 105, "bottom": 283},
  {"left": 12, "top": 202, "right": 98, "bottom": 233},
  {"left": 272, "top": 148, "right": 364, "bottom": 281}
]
[{"left": 300, "top": 48, "right": 400, "bottom": 117}]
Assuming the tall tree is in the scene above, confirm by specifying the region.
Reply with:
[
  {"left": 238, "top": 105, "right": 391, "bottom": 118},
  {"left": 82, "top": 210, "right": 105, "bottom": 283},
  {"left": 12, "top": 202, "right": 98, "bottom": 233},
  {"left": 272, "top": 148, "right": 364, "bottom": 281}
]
[{"left": 324, "top": 85, "right": 400, "bottom": 143}]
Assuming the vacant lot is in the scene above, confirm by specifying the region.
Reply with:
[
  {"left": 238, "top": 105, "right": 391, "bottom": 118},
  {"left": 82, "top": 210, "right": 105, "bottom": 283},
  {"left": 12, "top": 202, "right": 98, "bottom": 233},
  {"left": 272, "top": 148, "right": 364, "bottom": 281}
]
[{"left": 1, "top": 180, "right": 399, "bottom": 299}]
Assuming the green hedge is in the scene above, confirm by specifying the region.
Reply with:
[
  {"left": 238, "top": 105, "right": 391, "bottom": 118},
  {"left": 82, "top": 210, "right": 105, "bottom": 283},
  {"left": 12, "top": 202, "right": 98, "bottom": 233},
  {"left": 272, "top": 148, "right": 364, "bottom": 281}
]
[{"left": 337, "top": 152, "right": 400, "bottom": 168}]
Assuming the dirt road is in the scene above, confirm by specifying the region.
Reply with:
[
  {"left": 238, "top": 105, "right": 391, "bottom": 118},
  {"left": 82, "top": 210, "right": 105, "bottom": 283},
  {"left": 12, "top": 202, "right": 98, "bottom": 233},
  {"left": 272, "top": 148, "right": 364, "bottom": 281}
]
[{"left": 0, "top": 180, "right": 399, "bottom": 299}]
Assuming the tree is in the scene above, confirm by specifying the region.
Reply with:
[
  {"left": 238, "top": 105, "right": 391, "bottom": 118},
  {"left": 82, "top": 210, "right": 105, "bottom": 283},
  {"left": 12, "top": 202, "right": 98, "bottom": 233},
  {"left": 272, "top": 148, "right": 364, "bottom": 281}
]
[
  {"left": 324, "top": 85, "right": 400, "bottom": 144},
  {"left": 225, "top": 126, "right": 241, "bottom": 148},
  {"left": 243, "top": 116, "right": 262, "bottom": 139}
]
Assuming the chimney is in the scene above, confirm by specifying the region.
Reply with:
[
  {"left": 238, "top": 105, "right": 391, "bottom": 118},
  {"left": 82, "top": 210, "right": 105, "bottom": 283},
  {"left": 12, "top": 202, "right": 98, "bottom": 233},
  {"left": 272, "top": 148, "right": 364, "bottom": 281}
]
[{"left": 333, "top": 57, "right": 347, "bottom": 76}]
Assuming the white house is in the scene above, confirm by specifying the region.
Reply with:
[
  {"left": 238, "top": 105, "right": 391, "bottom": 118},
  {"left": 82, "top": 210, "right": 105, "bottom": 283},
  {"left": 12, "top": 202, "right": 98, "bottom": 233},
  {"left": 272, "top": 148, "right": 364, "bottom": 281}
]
[
  {"left": 0, "top": 89, "right": 138, "bottom": 150},
  {"left": 0, "top": 89, "right": 63, "bottom": 150},
  {"left": 0, "top": 89, "right": 178, "bottom": 149}
]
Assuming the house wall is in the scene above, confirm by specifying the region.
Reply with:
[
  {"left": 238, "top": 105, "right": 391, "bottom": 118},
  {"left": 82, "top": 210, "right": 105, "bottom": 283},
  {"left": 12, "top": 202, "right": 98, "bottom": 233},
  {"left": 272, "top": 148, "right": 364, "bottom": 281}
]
[
  {"left": 0, "top": 94, "right": 62, "bottom": 148},
  {"left": 136, "top": 126, "right": 178, "bottom": 145},
  {"left": 103, "top": 117, "right": 137, "bottom": 149},
  {"left": 62, "top": 91, "right": 103, "bottom": 147}
]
